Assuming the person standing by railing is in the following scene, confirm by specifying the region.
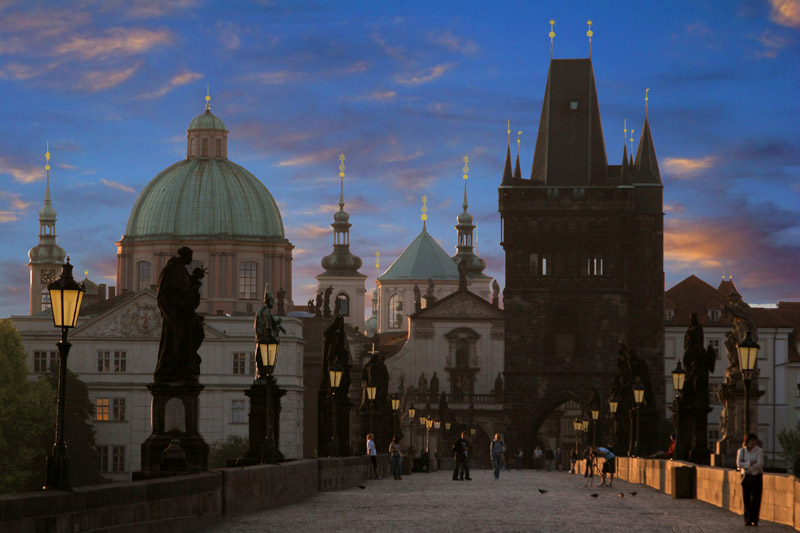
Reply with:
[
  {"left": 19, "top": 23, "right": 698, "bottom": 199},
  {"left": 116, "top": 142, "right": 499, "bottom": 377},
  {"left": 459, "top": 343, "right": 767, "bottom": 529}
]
[
  {"left": 366, "top": 434, "right": 381, "bottom": 480},
  {"left": 389, "top": 435, "right": 403, "bottom": 480},
  {"left": 737, "top": 433, "right": 764, "bottom": 527}
]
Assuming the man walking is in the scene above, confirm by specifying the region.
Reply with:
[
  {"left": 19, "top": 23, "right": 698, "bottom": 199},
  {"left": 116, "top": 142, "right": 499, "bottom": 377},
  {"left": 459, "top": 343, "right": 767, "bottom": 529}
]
[
  {"left": 452, "top": 431, "right": 471, "bottom": 481},
  {"left": 490, "top": 433, "right": 507, "bottom": 480},
  {"left": 737, "top": 433, "right": 764, "bottom": 526},
  {"left": 595, "top": 447, "right": 616, "bottom": 488}
]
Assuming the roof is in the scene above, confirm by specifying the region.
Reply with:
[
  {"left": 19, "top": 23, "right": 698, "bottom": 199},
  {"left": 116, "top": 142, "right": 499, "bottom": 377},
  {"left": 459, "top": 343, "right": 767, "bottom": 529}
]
[
  {"left": 530, "top": 58, "right": 609, "bottom": 185},
  {"left": 633, "top": 115, "right": 661, "bottom": 184},
  {"left": 188, "top": 110, "right": 226, "bottom": 131},
  {"left": 379, "top": 226, "right": 459, "bottom": 281},
  {"left": 124, "top": 158, "right": 284, "bottom": 240}
]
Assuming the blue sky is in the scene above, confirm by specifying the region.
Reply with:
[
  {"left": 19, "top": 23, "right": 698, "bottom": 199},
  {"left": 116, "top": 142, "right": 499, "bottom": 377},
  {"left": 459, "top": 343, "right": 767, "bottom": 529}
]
[{"left": 1, "top": 0, "right": 798, "bottom": 317}]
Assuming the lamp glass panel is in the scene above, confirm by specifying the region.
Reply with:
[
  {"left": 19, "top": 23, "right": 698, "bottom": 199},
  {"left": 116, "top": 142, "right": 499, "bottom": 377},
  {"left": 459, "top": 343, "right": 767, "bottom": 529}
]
[
  {"left": 409, "top": 408, "right": 416, "bottom": 419},
  {"left": 391, "top": 398, "right": 400, "bottom": 410},
  {"left": 582, "top": 420, "right": 589, "bottom": 431},
  {"left": 609, "top": 400, "right": 618, "bottom": 413},
  {"left": 49, "top": 289, "right": 63, "bottom": 327},
  {"left": 446, "top": 422, "right": 451, "bottom": 430},
  {"left": 634, "top": 388, "right": 644, "bottom": 404},
  {"left": 672, "top": 369, "right": 685, "bottom": 392}
]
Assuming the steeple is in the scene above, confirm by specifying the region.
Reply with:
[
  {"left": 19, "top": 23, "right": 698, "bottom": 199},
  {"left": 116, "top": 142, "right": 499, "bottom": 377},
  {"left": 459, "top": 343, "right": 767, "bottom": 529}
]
[
  {"left": 452, "top": 155, "right": 486, "bottom": 279},
  {"left": 320, "top": 154, "right": 363, "bottom": 276},
  {"left": 621, "top": 144, "right": 631, "bottom": 184},
  {"left": 633, "top": 114, "right": 661, "bottom": 184},
  {"left": 501, "top": 121, "right": 514, "bottom": 185},
  {"left": 513, "top": 130, "right": 522, "bottom": 179}
]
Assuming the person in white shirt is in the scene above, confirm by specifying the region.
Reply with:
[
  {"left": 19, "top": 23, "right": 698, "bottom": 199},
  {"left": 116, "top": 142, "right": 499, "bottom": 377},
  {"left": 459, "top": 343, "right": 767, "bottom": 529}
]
[
  {"left": 736, "top": 433, "right": 764, "bottom": 526},
  {"left": 366, "top": 434, "right": 381, "bottom": 480}
]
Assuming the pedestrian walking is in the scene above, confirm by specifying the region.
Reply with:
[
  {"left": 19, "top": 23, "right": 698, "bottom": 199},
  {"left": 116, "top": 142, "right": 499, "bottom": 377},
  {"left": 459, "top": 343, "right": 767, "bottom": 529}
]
[
  {"left": 533, "top": 446, "right": 544, "bottom": 470},
  {"left": 389, "top": 435, "right": 403, "bottom": 480},
  {"left": 516, "top": 447, "right": 524, "bottom": 470},
  {"left": 737, "top": 433, "right": 764, "bottom": 526},
  {"left": 490, "top": 433, "right": 507, "bottom": 480},
  {"left": 366, "top": 433, "right": 381, "bottom": 480},
  {"left": 569, "top": 448, "right": 578, "bottom": 474},
  {"left": 452, "top": 431, "right": 471, "bottom": 481},
  {"left": 544, "top": 448, "right": 554, "bottom": 471},
  {"left": 595, "top": 447, "right": 615, "bottom": 487},
  {"left": 584, "top": 447, "right": 596, "bottom": 488}
]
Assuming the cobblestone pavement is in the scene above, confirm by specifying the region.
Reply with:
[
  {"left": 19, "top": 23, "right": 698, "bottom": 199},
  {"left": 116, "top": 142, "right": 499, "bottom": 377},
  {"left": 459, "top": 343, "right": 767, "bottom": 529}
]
[{"left": 208, "top": 467, "right": 792, "bottom": 533}]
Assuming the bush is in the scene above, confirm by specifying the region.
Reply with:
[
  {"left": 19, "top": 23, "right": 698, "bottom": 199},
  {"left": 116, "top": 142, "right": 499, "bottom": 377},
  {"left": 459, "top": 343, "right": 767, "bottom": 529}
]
[
  {"left": 208, "top": 435, "right": 249, "bottom": 468},
  {"left": 777, "top": 423, "right": 800, "bottom": 477}
]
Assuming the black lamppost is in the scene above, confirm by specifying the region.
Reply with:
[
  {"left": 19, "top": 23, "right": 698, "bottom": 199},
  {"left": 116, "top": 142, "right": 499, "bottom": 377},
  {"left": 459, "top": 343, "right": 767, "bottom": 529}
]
[
  {"left": 257, "top": 336, "right": 279, "bottom": 464},
  {"left": 671, "top": 361, "right": 686, "bottom": 461},
  {"left": 419, "top": 415, "right": 427, "bottom": 455},
  {"left": 434, "top": 419, "right": 441, "bottom": 458},
  {"left": 44, "top": 258, "right": 85, "bottom": 491},
  {"left": 391, "top": 394, "right": 401, "bottom": 436},
  {"left": 573, "top": 418, "right": 582, "bottom": 455},
  {"left": 591, "top": 407, "right": 600, "bottom": 448},
  {"left": 366, "top": 380, "right": 377, "bottom": 435},
  {"left": 425, "top": 417, "right": 433, "bottom": 454},
  {"left": 408, "top": 403, "right": 416, "bottom": 456},
  {"left": 737, "top": 332, "right": 760, "bottom": 435},
  {"left": 581, "top": 418, "right": 589, "bottom": 450},
  {"left": 608, "top": 396, "right": 619, "bottom": 447},
  {"left": 633, "top": 378, "right": 645, "bottom": 457},
  {"left": 329, "top": 359, "right": 344, "bottom": 457}
]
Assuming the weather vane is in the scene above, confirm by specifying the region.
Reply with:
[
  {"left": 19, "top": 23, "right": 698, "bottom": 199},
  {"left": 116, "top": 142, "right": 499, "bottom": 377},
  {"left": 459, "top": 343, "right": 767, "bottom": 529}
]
[
  {"left": 421, "top": 194, "right": 428, "bottom": 227},
  {"left": 623, "top": 119, "right": 627, "bottom": 145},
  {"left": 507, "top": 119, "right": 511, "bottom": 146},
  {"left": 587, "top": 20, "right": 593, "bottom": 58},
  {"left": 205, "top": 84, "right": 211, "bottom": 110},
  {"left": 645, "top": 88, "right": 650, "bottom": 115},
  {"left": 630, "top": 129, "right": 635, "bottom": 154},
  {"left": 338, "top": 153, "right": 345, "bottom": 207},
  {"left": 516, "top": 131, "right": 522, "bottom": 156},
  {"left": 462, "top": 155, "right": 469, "bottom": 180}
]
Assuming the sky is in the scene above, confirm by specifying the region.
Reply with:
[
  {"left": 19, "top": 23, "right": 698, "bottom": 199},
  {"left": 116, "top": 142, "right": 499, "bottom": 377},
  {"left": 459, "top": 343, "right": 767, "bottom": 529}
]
[{"left": 0, "top": 0, "right": 798, "bottom": 318}]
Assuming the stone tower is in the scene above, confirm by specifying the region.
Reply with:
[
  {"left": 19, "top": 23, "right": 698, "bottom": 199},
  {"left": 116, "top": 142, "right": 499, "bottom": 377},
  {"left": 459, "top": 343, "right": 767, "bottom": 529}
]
[
  {"left": 316, "top": 154, "right": 366, "bottom": 331},
  {"left": 28, "top": 145, "right": 66, "bottom": 315},
  {"left": 498, "top": 57, "right": 664, "bottom": 453}
]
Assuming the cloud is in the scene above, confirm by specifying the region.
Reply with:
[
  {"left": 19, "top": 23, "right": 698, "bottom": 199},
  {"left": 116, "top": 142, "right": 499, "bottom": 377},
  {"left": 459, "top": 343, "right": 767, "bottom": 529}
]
[
  {"left": 753, "top": 29, "right": 793, "bottom": 58},
  {"left": 662, "top": 156, "right": 717, "bottom": 177},
  {"left": 664, "top": 204, "right": 685, "bottom": 213},
  {"left": 685, "top": 22, "right": 713, "bottom": 37},
  {"left": 217, "top": 21, "right": 241, "bottom": 51},
  {"left": 54, "top": 28, "right": 172, "bottom": 59},
  {"left": 292, "top": 224, "right": 331, "bottom": 239},
  {"left": 770, "top": 0, "right": 800, "bottom": 28},
  {"left": 348, "top": 90, "right": 396, "bottom": 102},
  {"left": 138, "top": 69, "right": 202, "bottom": 99},
  {"left": 100, "top": 179, "right": 135, "bottom": 193},
  {"left": 372, "top": 32, "right": 406, "bottom": 62},
  {"left": 0, "top": 156, "right": 42, "bottom": 183},
  {"left": 429, "top": 30, "right": 479, "bottom": 56},
  {"left": 127, "top": 0, "right": 200, "bottom": 19},
  {"left": 347, "top": 61, "right": 371, "bottom": 73},
  {"left": 0, "top": 61, "right": 59, "bottom": 80},
  {"left": 76, "top": 62, "right": 141, "bottom": 92},
  {"left": 0, "top": 191, "right": 34, "bottom": 211},
  {"left": 0, "top": 210, "right": 20, "bottom": 223},
  {"left": 395, "top": 64, "right": 452, "bottom": 86},
  {"left": 385, "top": 151, "right": 423, "bottom": 163},
  {"left": 250, "top": 70, "right": 298, "bottom": 85},
  {"left": 276, "top": 148, "right": 341, "bottom": 167},
  {"left": 58, "top": 163, "right": 77, "bottom": 170}
]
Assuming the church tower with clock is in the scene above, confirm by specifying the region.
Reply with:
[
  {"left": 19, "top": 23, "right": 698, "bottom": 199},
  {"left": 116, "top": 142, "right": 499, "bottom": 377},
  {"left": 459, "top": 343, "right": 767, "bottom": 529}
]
[{"left": 28, "top": 145, "right": 66, "bottom": 315}]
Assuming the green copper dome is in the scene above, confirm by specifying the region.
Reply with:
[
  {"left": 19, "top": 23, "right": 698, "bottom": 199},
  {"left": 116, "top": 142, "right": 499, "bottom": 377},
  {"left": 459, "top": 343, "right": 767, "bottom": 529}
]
[
  {"left": 125, "top": 159, "right": 284, "bottom": 240},
  {"left": 188, "top": 110, "right": 226, "bottom": 130},
  {"left": 380, "top": 226, "right": 459, "bottom": 281}
]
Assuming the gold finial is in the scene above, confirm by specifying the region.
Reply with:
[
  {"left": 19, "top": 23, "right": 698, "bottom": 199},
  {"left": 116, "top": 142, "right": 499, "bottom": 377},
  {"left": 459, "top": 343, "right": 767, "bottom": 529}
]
[
  {"left": 205, "top": 84, "right": 211, "bottom": 110},
  {"left": 587, "top": 20, "right": 593, "bottom": 58},
  {"left": 462, "top": 155, "right": 469, "bottom": 180},
  {"left": 516, "top": 131, "right": 522, "bottom": 157},
  {"left": 507, "top": 119, "right": 511, "bottom": 146},
  {"left": 629, "top": 129, "right": 635, "bottom": 154},
  {"left": 549, "top": 19, "right": 555, "bottom": 60},
  {"left": 338, "top": 153, "right": 345, "bottom": 207},
  {"left": 421, "top": 194, "right": 428, "bottom": 227},
  {"left": 623, "top": 119, "right": 627, "bottom": 143},
  {"left": 645, "top": 88, "right": 650, "bottom": 115},
  {"left": 84, "top": 270, "right": 88, "bottom": 278},
  {"left": 375, "top": 251, "right": 380, "bottom": 270},
  {"left": 45, "top": 141, "right": 51, "bottom": 171}
]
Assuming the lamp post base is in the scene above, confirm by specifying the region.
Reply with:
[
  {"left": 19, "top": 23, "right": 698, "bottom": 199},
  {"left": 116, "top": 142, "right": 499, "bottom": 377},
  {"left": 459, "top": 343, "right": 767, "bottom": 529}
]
[{"left": 43, "top": 444, "right": 71, "bottom": 491}]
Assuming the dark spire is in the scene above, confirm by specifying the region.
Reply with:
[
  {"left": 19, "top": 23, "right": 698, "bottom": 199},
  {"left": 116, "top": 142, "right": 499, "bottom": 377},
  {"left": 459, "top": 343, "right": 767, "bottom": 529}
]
[
  {"left": 501, "top": 143, "right": 513, "bottom": 185},
  {"left": 633, "top": 115, "right": 661, "bottom": 184},
  {"left": 621, "top": 144, "right": 631, "bottom": 184},
  {"left": 513, "top": 151, "right": 521, "bottom": 179}
]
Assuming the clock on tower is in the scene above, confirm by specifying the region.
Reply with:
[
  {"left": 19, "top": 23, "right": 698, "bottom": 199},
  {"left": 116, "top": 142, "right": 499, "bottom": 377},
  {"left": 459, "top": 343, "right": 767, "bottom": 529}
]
[{"left": 40, "top": 269, "right": 56, "bottom": 284}]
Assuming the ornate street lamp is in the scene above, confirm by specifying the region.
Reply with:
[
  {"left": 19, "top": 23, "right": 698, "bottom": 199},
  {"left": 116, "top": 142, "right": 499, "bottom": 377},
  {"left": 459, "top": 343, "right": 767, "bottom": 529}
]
[
  {"left": 43, "top": 258, "right": 85, "bottom": 491},
  {"left": 573, "top": 418, "right": 582, "bottom": 455},
  {"left": 425, "top": 417, "right": 434, "bottom": 453},
  {"left": 408, "top": 403, "right": 416, "bottom": 456},
  {"left": 434, "top": 419, "right": 441, "bottom": 457},
  {"left": 329, "top": 359, "right": 344, "bottom": 457},
  {"left": 671, "top": 361, "right": 686, "bottom": 460},
  {"left": 257, "top": 334, "right": 279, "bottom": 464},
  {"left": 420, "top": 415, "right": 427, "bottom": 454},
  {"left": 633, "top": 378, "right": 645, "bottom": 456},
  {"left": 608, "top": 396, "right": 619, "bottom": 447},
  {"left": 366, "top": 380, "right": 377, "bottom": 435},
  {"left": 738, "top": 332, "right": 760, "bottom": 435},
  {"left": 591, "top": 407, "right": 600, "bottom": 448},
  {"left": 391, "top": 394, "right": 401, "bottom": 436}
]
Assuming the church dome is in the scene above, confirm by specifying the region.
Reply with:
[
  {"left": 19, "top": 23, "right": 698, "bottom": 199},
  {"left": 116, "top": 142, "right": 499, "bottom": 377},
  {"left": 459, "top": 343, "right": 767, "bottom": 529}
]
[
  {"left": 124, "top": 158, "right": 284, "bottom": 240},
  {"left": 28, "top": 242, "right": 66, "bottom": 264},
  {"left": 457, "top": 210, "right": 473, "bottom": 224},
  {"left": 188, "top": 109, "right": 226, "bottom": 131}
]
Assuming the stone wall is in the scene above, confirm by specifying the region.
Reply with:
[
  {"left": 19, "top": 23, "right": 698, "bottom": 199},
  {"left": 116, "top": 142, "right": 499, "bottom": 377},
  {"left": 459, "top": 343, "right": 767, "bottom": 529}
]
[
  {"left": 576, "top": 457, "right": 800, "bottom": 529},
  {"left": 0, "top": 456, "right": 389, "bottom": 533}
]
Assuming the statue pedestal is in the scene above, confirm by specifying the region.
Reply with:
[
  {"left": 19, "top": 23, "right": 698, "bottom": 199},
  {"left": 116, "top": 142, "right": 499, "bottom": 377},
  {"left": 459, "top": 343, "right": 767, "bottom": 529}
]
[
  {"left": 668, "top": 400, "right": 695, "bottom": 461},
  {"left": 711, "top": 381, "right": 765, "bottom": 467},
  {"left": 233, "top": 378, "right": 285, "bottom": 466},
  {"left": 134, "top": 382, "right": 208, "bottom": 480}
]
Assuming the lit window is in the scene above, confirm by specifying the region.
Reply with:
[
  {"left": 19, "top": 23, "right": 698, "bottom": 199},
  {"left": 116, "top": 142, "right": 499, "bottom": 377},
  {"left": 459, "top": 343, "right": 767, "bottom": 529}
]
[
  {"left": 582, "top": 254, "right": 604, "bottom": 276},
  {"left": 529, "top": 253, "right": 551, "bottom": 275},
  {"left": 388, "top": 295, "right": 403, "bottom": 329},
  {"left": 112, "top": 446, "right": 125, "bottom": 472},
  {"left": 336, "top": 293, "right": 350, "bottom": 316},
  {"left": 239, "top": 261, "right": 257, "bottom": 299},
  {"left": 137, "top": 261, "right": 152, "bottom": 291},
  {"left": 112, "top": 398, "right": 126, "bottom": 421},
  {"left": 96, "top": 398, "right": 109, "bottom": 421},
  {"left": 232, "top": 400, "right": 246, "bottom": 424},
  {"left": 41, "top": 288, "right": 51, "bottom": 310},
  {"left": 232, "top": 353, "right": 247, "bottom": 375}
]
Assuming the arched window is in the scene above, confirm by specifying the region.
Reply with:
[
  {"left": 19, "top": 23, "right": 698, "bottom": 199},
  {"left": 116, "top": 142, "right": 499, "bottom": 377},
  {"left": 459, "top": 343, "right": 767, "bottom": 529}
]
[
  {"left": 215, "top": 138, "right": 222, "bottom": 157},
  {"left": 455, "top": 338, "right": 470, "bottom": 368},
  {"left": 388, "top": 294, "right": 403, "bottom": 329},
  {"left": 190, "top": 138, "right": 196, "bottom": 157},
  {"left": 335, "top": 293, "right": 350, "bottom": 316},
  {"left": 137, "top": 261, "right": 152, "bottom": 291},
  {"left": 202, "top": 138, "right": 209, "bottom": 157},
  {"left": 239, "top": 261, "right": 257, "bottom": 299}
]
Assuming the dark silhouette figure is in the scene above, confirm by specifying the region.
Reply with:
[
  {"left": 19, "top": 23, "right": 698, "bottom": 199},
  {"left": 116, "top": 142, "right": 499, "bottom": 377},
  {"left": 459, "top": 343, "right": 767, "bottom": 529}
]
[
  {"left": 276, "top": 288, "right": 286, "bottom": 316},
  {"left": 492, "top": 280, "right": 500, "bottom": 307},
  {"left": 314, "top": 291, "right": 323, "bottom": 317},
  {"left": 307, "top": 299, "right": 315, "bottom": 314},
  {"left": 414, "top": 284, "right": 422, "bottom": 312},
  {"left": 323, "top": 286, "right": 333, "bottom": 318},
  {"left": 254, "top": 288, "right": 286, "bottom": 379},
  {"left": 425, "top": 279, "right": 437, "bottom": 306},
  {"left": 430, "top": 372, "right": 440, "bottom": 395}
]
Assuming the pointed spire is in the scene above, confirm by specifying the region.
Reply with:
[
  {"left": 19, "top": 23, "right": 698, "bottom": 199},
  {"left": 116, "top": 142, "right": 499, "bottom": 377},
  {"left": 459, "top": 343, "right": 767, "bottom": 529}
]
[
  {"left": 420, "top": 194, "right": 428, "bottom": 230},
  {"left": 205, "top": 84, "right": 211, "bottom": 111},
  {"left": 338, "top": 153, "right": 345, "bottom": 209},
  {"left": 621, "top": 143, "right": 631, "bottom": 184},
  {"left": 375, "top": 251, "right": 380, "bottom": 277},
  {"left": 549, "top": 19, "right": 555, "bottom": 60},
  {"left": 462, "top": 155, "right": 469, "bottom": 211},
  {"left": 514, "top": 131, "right": 522, "bottom": 179},
  {"left": 44, "top": 142, "right": 52, "bottom": 204},
  {"left": 502, "top": 122, "right": 514, "bottom": 185},
  {"left": 634, "top": 113, "right": 662, "bottom": 184}
]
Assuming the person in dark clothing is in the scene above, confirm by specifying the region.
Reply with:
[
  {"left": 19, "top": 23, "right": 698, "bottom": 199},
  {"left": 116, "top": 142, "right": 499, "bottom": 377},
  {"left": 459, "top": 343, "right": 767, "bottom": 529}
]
[
  {"left": 737, "top": 433, "right": 764, "bottom": 526},
  {"left": 452, "top": 431, "right": 471, "bottom": 481}
]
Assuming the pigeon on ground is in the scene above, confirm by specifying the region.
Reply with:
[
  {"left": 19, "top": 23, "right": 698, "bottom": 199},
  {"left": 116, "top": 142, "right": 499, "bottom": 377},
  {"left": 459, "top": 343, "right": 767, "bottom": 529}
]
[
  {"left": 358, "top": 485, "right": 366, "bottom": 489},
  {"left": 538, "top": 489, "right": 548, "bottom": 494},
  {"left": 628, "top": 491, "right": 637, "bottom": 496},
  {"left": 618, "top": 493, "right": 624, "bottom": 498},
  {"left": 590, "top": 493, "right": 598, "bottom": 498}
]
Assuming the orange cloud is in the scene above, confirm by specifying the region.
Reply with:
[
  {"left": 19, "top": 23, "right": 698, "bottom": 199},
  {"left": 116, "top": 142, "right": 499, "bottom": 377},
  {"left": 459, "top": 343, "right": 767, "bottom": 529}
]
[
  {"left": 100, "top": 179, "right": 135, "bottom": 193},
  {"left": 0, "top": 156, "right": 42, "bottom": 183},
  {"left": 395, "top": 64, "right": 452, "bottom": 86},
  {"left": 54, "top": 28, "right": 172, "bottom": 59},
  {"left": 77, "top": 62, "right": 141, "bottom": 92},
  {"left": 292, "top": 224, "right": 331, "bottom": 239},
  {"left": 0, "top": 210, "right": 20, "bottom": 223},
  {"left": 770, "top": 0, "right": 800, "bottom": 28},
  {"left": 662, "top": 155, "right": 717, "bottom": 177},
  {"left": 276, "top": 148, "right": 341, "bottom": 168},
  {"left": 138, "top": 70, "right": 202, "bottom": 99}
]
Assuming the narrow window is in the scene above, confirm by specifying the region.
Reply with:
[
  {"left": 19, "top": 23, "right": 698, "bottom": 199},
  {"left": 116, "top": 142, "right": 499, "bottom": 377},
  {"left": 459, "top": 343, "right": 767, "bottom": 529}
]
[
  {"left": 112, "top": 398, "right": 126, "bottom": 421},
  {"left": 202, "top": 138, "right": 209, "bottom": 157},
  {"left": 136, "top": 261, "right": 152, "bottom": 291},
  {"left": 388, "top": 295, "right": 404, "bottom": 329},
  {"left": 97, "top": 446, "right": 109, "bottom": 472},
  {"left": 231, "top": 400, "right": 246, "bottom": 423},
  {"left": 529, "top": 254, "right": 539, "bottom": 275},
  {"left": 238, "top": 261, "right": 257, "bottom": 299},
  {"left": 232, "top": 353, "right": 247, "bottom": 375},
  {"left": 97, "top": 351, "right": 111, "bottom": 372},
  {"left": 96, "top": 398, "right": 110, "bottom": 421},
  {"left": 335, "top": 293, "right": 350, "bottom": 316},
  {"left": 113, "top": 351, "right": 127, "bottom": 373},
  {"left": 112, "top": 446, "right": 125, "bottom": 472},
  {"left": 190, "top": 138, "right": 196, "bottom": 157},
  {"left": 215, "top": 138, "right": 222, "bottom": 157}
]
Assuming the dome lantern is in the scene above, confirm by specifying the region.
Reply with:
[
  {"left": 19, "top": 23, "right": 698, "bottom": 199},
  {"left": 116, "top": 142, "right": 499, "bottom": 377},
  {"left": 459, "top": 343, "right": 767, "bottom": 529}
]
[{"left": 186, "top": 87, "right": 228, "bottom": 160}]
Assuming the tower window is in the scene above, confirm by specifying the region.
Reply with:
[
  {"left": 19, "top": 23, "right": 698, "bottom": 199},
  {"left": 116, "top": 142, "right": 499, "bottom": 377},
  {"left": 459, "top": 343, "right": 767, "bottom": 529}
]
[
  {"left": 215, "top": 138, "right": 222, "bottom": 157},
  {"left": 570, "top": 101, "right": 579, "bottom": 110},
  {"left": 529, "top": 253, "right": 551, "bottom": 276},
  {"left": 582, "top": 255, "right": 604, "bottom": 276},
  {"left": 708, "top": 309, "right": 721, "bottom": 322},
  {"left": 388, "top": 294, "right": 404, "bottom": 329},
  {"left": 202, "top": 138, "right": 209, "bottom": 157},
  {"left": 190, "top": 138, "right": 196, "bottom": 157},
  {"left": 335, "top": 293, "right": 350, "bottom": 316},
  {"left": 41, "top": 288, "right": 51, "bottom": 311},
  {"left": 137, "top": 261, "right": 152, "bottom": 291},
  {"left": 239, "top": 261, "right": 257, "bottom": 299}
]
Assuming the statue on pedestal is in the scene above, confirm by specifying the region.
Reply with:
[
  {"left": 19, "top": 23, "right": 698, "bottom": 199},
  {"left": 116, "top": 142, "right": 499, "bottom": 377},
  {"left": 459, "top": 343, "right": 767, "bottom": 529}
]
[
  {"left": 491, "top": 280, "right": 500, "bottom": 307},
  {"left": 413, "top": 284, "right": 422, "bottom": 313},
  {"left": 323, "top": 286, "right": 333, "bottom": 318},
  {"left": 425, "top": 279, "right": 437, "bottom": 306},
  {"left": 276, "top": 288, "right": 286, "bottom": 316}
]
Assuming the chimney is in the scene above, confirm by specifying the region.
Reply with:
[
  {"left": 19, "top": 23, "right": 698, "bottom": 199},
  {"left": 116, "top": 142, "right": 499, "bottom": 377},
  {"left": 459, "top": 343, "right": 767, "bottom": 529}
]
[{"left": 109, "top": 286, "right": 116, "bottom": 298}]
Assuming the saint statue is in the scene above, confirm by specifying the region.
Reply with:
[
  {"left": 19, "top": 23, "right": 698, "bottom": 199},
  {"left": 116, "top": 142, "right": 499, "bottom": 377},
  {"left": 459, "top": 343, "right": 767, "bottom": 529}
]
[
  {"left": 323, "top": 286, "right": 333, "bottom": 319},
  {"left": 425, "top": 279, "right": 437, "bottom": 306},
  {"left": 429, "top": 372, "right": 439, "bottom": 395},
  {"left": 276, "top": 288, "right": 286, "bottom": 316},
  {"left": 418, "top": 372, "right": 427, "bottom": 392},
  {"left": 254, "top": 287, "right": 286, "bottom": 379},
  {"left": 413, "top": 284, "right": 422, "bottom": 313},
  {"left": 491, "top": 280, "right": 500, "bottom": 307}
]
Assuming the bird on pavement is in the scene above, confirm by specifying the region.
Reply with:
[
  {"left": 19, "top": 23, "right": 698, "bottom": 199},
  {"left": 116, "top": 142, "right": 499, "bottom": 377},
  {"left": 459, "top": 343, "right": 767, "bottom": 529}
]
[
  {"left": 590, "top": 493, "right": 598, "bottom": 498},
  {"left": 358, "top": 485, "right": 366, "bottom": 489},
  {"left": 538, "top": 489, "right": 548, "bottom": 494},
  {"left": 628, "top": 491, "right": 637, "bottom": 496}
]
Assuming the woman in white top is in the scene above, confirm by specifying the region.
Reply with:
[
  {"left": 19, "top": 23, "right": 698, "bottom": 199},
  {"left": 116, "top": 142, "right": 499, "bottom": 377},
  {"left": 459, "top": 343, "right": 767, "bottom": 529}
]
[
  {"left": 736, "top": 433, "right": 764, "bottom": 526},
  {"left": 366, "top": 434, "right": 381, "bottom": 480}
]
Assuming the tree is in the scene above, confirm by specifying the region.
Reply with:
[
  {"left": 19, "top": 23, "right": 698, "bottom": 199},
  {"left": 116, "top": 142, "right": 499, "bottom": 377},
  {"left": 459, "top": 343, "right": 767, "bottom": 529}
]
[
  {"left": 778, "top": 423, "right": 800, "bottom": 477},
  {"left": 0, "top": 319, "right": 55, "bottom": 493},
  {"left": 208, "top": 435, "right": 249, "bottom": 468}
]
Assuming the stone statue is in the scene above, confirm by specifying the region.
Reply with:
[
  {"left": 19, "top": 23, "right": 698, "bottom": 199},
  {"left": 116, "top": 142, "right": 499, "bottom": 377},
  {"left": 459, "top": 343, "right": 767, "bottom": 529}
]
[
  {"left": 307, "top": 299, "right": 315, "bottom": 314},
  {"left": 413, "top": 284, "right": 422, "bottom": 313},
  {"left": 254, "top": 287, "right": 286, "bottom": 379},
  {"left": 429, "top": 372, "right": 439, "bottom": 395},
  {"left": 457, "top": 258, "right": 468, "bottom": 291},
  {"left": 323, "top": 286, "right": 333, "bottom": 319},
  {"left": 155, "top": 247, "right": 203, "bottom": 383},
  {"left": 360, "top": 348, "right": 389, "bottom": 410},
  {"left": 314, "top": 291, "right": 323, "bottom": 318},
  {"left": 276, "top": 288, "right": 286, "bottom": 316},
  {"left": 425, "top": 279, "right": 437, "bottom": 306},
  {"left": 398, "top": 373, "right": 406, "bottom": 395},
  {"left": 333, "top": 296, "right": 341, "bottom": 316},
  {"left": 439, "top": 391, "right": 448, "bottom": 411},
  {"left": 418, "top": 372, "right": 427, "bottom": 392},
  {"left": 682, "top": 313, "right": 705, "bottom": 399},
  {"left": 723, "top": 290, "right": 759, "bottom": 384},
  {"left": 494, "top": 372, "right": 504, "bottom": 394},
  {"left": 492, "top": 280, "right": 500, "bottom": 307}
]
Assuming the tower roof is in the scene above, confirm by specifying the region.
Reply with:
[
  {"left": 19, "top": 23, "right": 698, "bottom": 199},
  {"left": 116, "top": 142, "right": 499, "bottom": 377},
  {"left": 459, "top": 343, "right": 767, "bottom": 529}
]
[
  {"left": 633, "top": 115, "right": 661, "bottom": 184},
  {"left": 380, "top": 227, "right": 459, "bottom": 281},
  {"left": 501, "top": 143, "right": 513, "bottom": 185},
  {"left": 530, "top": 58, "right": 609, "bottom": 185},
  {"left": 188, "top": 110, "right": 226, "bottom": 131}
]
